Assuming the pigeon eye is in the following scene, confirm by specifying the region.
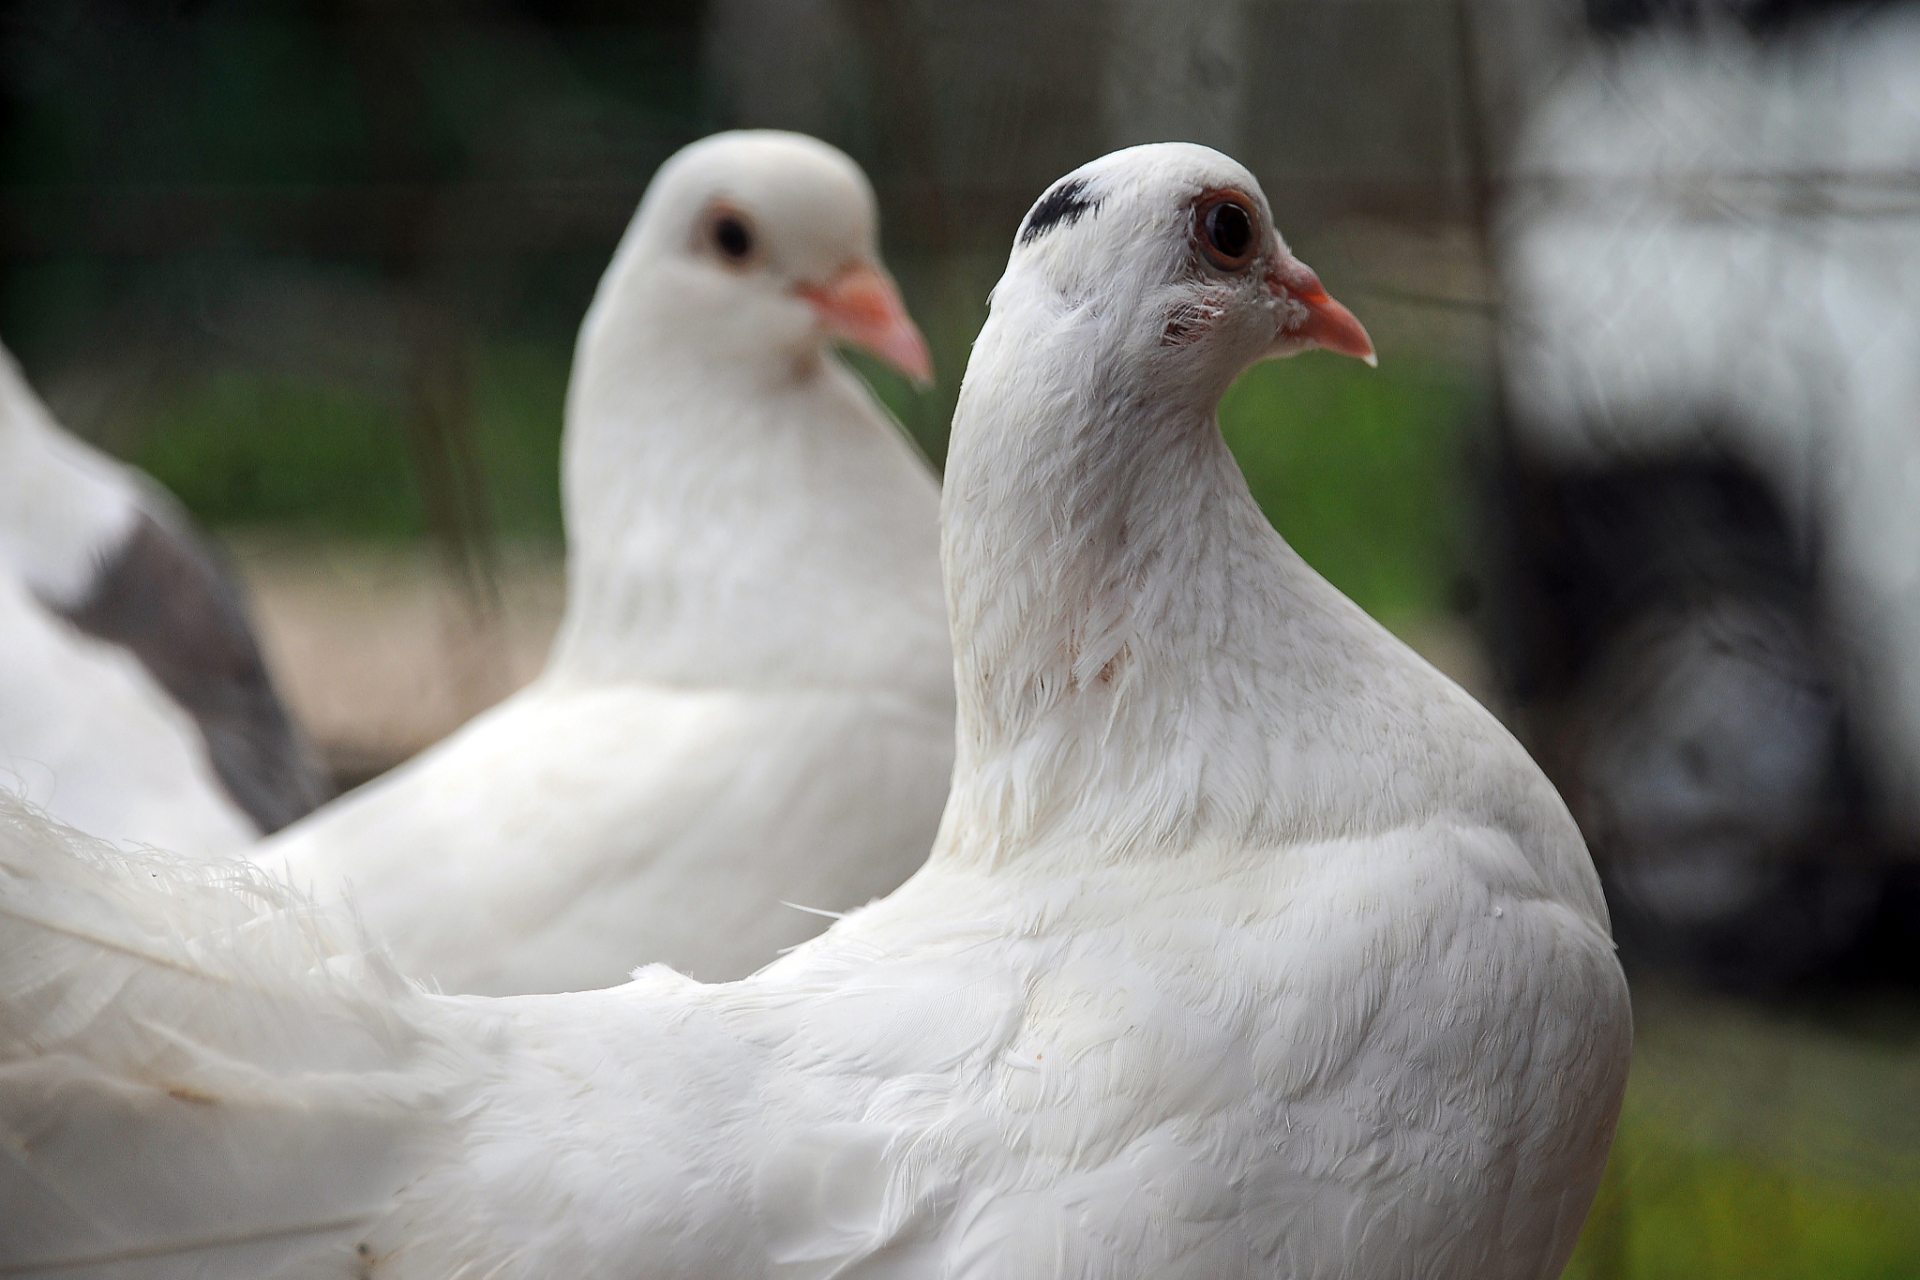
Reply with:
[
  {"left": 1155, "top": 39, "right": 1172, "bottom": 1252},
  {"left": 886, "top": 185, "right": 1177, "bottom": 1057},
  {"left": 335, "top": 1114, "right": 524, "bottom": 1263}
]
[
  {"left": 709, "top": 211, "right": 755, "bottom": 264},
  {"left": 1196, "top": 193, "right": 1258, "bottom": 270}
]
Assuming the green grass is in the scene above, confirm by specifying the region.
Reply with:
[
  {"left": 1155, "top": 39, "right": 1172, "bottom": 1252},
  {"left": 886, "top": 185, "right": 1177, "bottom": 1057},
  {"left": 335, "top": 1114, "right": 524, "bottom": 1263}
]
[
  {"left": 1567, "top": 1126, "right": 1920, "bottom": 1280},
  {"left": 1562, "top": 986, "right": 1920, "bottom": 1280}
]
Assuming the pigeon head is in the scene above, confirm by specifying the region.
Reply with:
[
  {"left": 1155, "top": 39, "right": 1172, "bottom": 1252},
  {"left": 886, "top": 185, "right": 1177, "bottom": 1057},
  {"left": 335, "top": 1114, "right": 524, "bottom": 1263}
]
[
  {"left": 595, "top": 130, "right": 932, "bottom": 386},
  {"left": 1002, "top": 143, "right": 1373, "bottom": 402}
]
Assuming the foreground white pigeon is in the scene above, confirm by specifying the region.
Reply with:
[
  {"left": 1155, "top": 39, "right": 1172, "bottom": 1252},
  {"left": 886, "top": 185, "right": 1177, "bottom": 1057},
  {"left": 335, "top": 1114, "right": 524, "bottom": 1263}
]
[
  {"left": 0, "top": 143, "right": 1630, "bottom": 1280},
  {"left": 0, "top": 343, "right": 327, "bottom": 854},
  {"left": 254, "top": 131, "right": 954, "bottom": 993}
]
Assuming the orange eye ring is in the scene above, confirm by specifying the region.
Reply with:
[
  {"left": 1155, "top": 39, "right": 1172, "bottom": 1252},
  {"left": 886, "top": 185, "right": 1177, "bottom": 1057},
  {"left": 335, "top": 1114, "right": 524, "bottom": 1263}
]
[{"left": 1194, "top": 190, "right": 1260, "bottom": 271}]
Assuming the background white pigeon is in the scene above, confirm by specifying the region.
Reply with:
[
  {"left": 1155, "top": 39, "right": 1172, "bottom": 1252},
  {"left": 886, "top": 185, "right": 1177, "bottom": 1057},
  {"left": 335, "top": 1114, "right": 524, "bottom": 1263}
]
[
  {"left": 253, "top": 130, "right": 955, "bottom": 994},
  {"left": 0, "top": 342, "right": 328, "bottom": 855},
  {"left": 0, "top": 143, "right": 1629, "bottom": 1280}
]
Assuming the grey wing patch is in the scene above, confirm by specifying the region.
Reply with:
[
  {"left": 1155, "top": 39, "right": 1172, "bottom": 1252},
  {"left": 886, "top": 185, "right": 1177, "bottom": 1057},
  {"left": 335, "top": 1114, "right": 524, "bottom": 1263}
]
[
  {"left": 1020, "top": 177, "right": 1101, "bottom": 244},
  {"left": 55, "top": 510, "right": 333, "bottom": 833}
]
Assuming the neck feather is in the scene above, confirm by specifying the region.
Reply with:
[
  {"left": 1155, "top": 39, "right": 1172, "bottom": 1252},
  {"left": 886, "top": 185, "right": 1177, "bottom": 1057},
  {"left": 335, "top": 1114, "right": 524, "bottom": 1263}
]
[
  {"left": 549, "top": 286, "right": 948, "bottom": 699},
  {"left": 933, "top": 290, "right": 1500, "bottom": 867}
]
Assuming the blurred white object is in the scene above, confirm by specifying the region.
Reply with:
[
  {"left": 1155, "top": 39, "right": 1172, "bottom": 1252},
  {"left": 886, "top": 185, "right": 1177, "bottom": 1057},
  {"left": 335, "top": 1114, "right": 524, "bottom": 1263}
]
[
  {"left": 257, "top": 132, "right": 953, "bottom": 994},
  {"left": 0, "top": 345, "right": 327, "bottom": 854},
  {"left": 1503, "top": 7, "right": 1920, "bottom": 826},
  {"left": 0, "top": 144, "right": 1625, "bottom": 1280},
  {"left": 1493, "top": 6, "right": 1920, "bottom": 973}
]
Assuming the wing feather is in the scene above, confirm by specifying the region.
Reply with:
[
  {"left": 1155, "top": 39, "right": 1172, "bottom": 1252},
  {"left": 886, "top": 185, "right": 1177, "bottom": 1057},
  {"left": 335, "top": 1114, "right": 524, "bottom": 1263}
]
[{"left": 0, "top": 798, "right": 460, "bottom": 1279}]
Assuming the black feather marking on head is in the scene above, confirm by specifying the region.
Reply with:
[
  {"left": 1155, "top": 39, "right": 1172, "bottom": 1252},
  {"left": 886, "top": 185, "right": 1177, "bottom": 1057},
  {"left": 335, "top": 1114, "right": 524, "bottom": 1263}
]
[{"left": 1020, "top": 178, "right": 1100, "bottom": 245}]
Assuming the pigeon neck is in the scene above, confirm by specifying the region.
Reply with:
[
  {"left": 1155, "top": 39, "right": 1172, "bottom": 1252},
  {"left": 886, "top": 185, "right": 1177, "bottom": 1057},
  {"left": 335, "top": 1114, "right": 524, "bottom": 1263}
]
[
  {"left": 933, "top": 293, "right": 1434, "bottom": 867},
  {"left": 547, "top": 292, "right": 948, "bottom": 696}
]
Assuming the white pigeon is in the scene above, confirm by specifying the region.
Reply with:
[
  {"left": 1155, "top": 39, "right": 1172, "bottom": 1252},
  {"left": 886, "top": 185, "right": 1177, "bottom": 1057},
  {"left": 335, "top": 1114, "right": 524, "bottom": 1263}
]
[
  {"left": 253, "top": 131, "right": 955, "bottom": 994},
  {"left": 0, "top": 342, "right": 327, "bottom": 855},
  {"left": 0, "top": 143, "right": 1630, "bottom": 1280}
]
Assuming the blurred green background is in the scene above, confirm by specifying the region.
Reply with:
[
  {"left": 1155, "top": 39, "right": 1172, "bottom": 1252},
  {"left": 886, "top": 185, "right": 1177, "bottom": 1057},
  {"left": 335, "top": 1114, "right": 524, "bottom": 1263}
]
[
  {"left": 1, "top": 2, "right": 1914, "bottom": 1276},
  {"left": 0, "top": 0, "right": 1487, "bottom": 627}
]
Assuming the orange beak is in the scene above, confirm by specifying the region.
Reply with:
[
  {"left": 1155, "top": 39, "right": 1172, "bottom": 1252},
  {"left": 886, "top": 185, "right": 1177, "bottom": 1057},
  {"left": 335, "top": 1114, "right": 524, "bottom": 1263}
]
[
  {"left": 797, "top": 262, "right": 935, "bottom": 388},
  {"left": 1267, "top": 257, "right": 1376, "bottom": 367}
]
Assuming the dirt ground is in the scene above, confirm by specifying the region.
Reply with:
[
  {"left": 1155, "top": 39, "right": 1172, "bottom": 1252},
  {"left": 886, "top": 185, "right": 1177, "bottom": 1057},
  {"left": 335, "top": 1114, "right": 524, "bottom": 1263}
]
[{"left": 231, "top": 540, "right": 568, "bottom": 789}]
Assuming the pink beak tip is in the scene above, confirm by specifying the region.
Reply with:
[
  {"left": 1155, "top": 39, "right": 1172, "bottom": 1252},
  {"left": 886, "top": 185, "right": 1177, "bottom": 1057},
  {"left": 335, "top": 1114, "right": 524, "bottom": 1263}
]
[
  {"left": 803, "top": 263, "right": 935, "bottom": 390},
  {"left": 1271, "top": 258, "right": 1376, "bottom": 367},
  {"left": 1300, "top": 291, "right": 1377, "bottom": 367},
  {"left": 902, "top": 348, "right": 937, "bottom": 391}
]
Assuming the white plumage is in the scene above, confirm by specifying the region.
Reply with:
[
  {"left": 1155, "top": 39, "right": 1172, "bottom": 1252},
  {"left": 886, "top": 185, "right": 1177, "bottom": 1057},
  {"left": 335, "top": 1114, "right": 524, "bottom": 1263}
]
[
  {"left": 0, "top": 345, "right": 325, "bottom": 855},
  {"left": 254, "top": 131, "right": 954, "bottom": 993},
  {"left": 0, "top": 572, "right": 248, "bottom": 854},
  {"left": 0, "top": 143, "right": 1629, "bottom": 1280}
]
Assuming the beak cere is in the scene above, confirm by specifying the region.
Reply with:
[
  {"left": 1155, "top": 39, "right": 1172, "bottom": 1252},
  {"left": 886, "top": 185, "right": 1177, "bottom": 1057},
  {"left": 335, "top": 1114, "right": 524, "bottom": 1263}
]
[
  {"left": 1267, "top": 258, "right": 1377, "bottom": 367},
  {"left": 798, "top": 263, "right": 936, "bottom": 388}
]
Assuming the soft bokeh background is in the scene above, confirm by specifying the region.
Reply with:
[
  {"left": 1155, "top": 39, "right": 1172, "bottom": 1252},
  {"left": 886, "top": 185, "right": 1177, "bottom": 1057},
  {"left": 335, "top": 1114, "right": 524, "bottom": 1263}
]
[{"left": 2, "top": 2, "right": 1917, "bottom": 1275}]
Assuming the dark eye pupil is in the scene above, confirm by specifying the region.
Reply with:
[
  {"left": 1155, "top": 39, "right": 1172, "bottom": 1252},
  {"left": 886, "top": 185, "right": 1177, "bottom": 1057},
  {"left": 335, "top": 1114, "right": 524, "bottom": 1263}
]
[
  {"left": 1206, "top": 202, "right": 1252, "bottom": 259},
  {"left": 714, "top": 216, "right": 752, "bottom": 260}
]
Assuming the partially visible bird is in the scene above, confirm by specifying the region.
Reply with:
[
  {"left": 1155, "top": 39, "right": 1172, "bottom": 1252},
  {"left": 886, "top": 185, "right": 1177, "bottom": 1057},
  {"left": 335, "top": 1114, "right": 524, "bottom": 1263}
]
[
  {"left": 255, "top": 131, "right": 954, "bottom": 994},
  {"left": 0, "top": 343, "right": 328, "bottom": 854},
  {"left": 0, "top": 143, "right": 1629, "bottom": 1280}
]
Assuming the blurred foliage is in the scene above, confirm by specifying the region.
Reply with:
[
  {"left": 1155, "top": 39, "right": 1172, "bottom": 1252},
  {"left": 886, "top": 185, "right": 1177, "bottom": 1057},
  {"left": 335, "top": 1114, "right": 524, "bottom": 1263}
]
[
  {"left": 134, "top": 370, "right": 422, "bottom": 535},
  {"left": 1221, "top": 351, "right": 1476, "bottom": 633},
  {"left": 0, "top": 0, "right": 711, "bottom": 362},
  {"left": 3, "top": 0, "right": 1480, "bottom": 638},
  {"left": 469, "top": 341, "right": 571, "bottom": 539},
  {"left": 125, "top": 332, "right": 1478, "bottom": 646},
  {"left": 129, "top": 340, "right": 571, "bottom": 541}
]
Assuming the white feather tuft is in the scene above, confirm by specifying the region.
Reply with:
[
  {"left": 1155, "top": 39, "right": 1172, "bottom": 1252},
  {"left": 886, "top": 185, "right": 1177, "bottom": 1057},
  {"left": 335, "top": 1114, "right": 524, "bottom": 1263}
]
[{"left": 0, "top": 795, "right": 455, "bottom": 1280}]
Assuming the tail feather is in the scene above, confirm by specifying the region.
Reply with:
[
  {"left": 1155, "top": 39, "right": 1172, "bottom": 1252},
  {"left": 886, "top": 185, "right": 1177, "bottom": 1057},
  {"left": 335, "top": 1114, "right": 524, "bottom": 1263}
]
[{"left": 0, "top": 798, "right": 455, "bottom": 1279}]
